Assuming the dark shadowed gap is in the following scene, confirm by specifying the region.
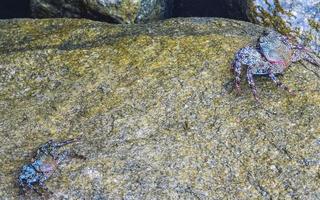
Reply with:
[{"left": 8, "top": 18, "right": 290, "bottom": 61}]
[
  {"left": 173, "top": 0, "right": 248, "bottom": 21},
  {"left": 0, "top": 0, "right": 31, "bottom": 19}
]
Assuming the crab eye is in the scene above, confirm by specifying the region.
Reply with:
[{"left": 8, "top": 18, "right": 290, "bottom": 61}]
[
  {"left": 295, "top": 44, "right": 305, "bottom": 50},
  {"left": 259, "top": 37, "right": 266, "bottom": 43},
  {"left": 262, "top": 30, "right": 271, "bottom": 36},
  {"left": 277, "top": 37, "right": 290, "bottom": 46}
]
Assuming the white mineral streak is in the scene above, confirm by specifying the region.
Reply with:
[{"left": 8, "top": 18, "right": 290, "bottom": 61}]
[
  {"left": 97, "top": 0, "right": 121, "bottom": 6},
  {"left": 96, "top": 0, "right": 140, "bottom": 5}
]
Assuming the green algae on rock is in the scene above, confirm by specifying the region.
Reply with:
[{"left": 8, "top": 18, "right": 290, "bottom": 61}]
[
  {"left": 30, "top": 0, "right": 173, "bottom": 23},
  {"left": 0, "top": 18, "right": 320, "bottom": 199}
]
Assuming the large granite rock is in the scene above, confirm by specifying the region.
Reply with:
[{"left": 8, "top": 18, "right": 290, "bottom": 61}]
[
  {"left": 244, "top": 0, "right": 320, "bottom": 54},
  {"left": 0, "top": 18, "right": 319, "bottom": 199},
  {"left": 30, "top": 0, "right": 173, "bottom": 23}
]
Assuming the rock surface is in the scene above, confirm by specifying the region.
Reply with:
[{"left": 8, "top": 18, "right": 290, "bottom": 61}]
[
  {"left": 244, "top": 0, "right": 320, "bottom": 54},
  {"left": 30, "top": 0, "right": 173, "bottom": 23},
  {"left": 0, "top": 18, "right": 320, "bottom": 199}
]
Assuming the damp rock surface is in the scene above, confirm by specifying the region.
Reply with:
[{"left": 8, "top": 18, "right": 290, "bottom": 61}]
[
  {"left": 30, "top": 0, "right": 173, "bottom": 23},
  {"left": 244, "top": 0, "right": 320, "bottom": 54},
  {"left": 0, "top": 18, "right": 320, "bottom": 199}
]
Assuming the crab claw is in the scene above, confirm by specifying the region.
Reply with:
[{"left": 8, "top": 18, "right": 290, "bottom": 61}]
[
  {"left": 306, "top": 51, "right": 320, "bottom": 67},
  {"left": 236, "top": 86, "right": 242, "bottom": 95},
  {"left": 295, "top": 45, "right": 320, "bottom": 67},
  {"left": 288, "top": 89, "right": 297, "bottom": 96},
  {"left": 53, "top": 137, "right": 81, "bottom": 148}
]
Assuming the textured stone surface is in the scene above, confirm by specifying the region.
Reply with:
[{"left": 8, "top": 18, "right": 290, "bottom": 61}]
[
  {"left": 244, "top": 0, "right": 320, "bottom": 54},
  {"left": 30, "top": 0, "right": 173, "bottom": 23},
  {"left": 30, "top": 0, "right": 83, "bottom": 18},
  {"left": 0, "top": 18, "right": 320, "bottom": 199}
]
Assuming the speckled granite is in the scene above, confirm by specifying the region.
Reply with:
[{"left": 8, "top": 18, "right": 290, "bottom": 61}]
[{"left": 0, "top": 18, "right": 319, "bottom": 199}]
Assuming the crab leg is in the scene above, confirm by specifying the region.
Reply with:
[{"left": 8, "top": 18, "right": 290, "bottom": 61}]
[
  {"left": 27, "top": 183, "right": 42, "bottom": 196},
  {"left": 18, "top": 185, "right": 26, "bottom": 196},
  {"left": 39, "top": 181, "right": 53, "bottom": 194},
  {"left": 304, "top": 52, "right": 320, "bottom": 67},
  {"left": 232, "top": 60, "right": 242, "bottom": 93},
  {"left": 52, "top": 137, "right": 81, "bottom": 148},
  {"left": 292, "top": 47, "right": 320, "bottom": 67},
  {"left": 56, "top": 150, "right": 86, "bottom": 165},
  {"left": 246, "top": 67, "right": 259, "bottom": 101},
  {"left": 268, "top": 70, "right": 295, "bottom": 95}
]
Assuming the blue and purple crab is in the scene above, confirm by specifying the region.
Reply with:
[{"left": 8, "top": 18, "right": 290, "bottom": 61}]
[
  {"left": 231, "top": 30, "right": 319, "bottom": 101},
  {"left": 18, "top": 138, "right": 85, "bottom": 196}
]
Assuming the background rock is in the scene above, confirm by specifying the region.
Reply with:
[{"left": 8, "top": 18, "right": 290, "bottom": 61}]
[
  {"left": 244, "top": 0, "right": 320, "bottom": 54},
  {"left": 0, "top": 18, "right": 320, "bottom": 199},
  {"left": 30, "top": 0, "right": 84, "bottom": 18},
  {"left": 30, "top": 0, "right": 173, "bottom": 23}
]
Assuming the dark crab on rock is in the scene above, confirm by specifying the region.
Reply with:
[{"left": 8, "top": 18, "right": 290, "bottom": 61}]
[
  {"left": 231, "top": 30, "right": 320, "bottom": 101},
  {"left": 18, "top": 138, "right": 85, "bottom": 196}
]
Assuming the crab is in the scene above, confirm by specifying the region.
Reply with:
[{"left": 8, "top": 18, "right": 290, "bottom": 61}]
[
  {"left": 231, "top": 30, "right": 320, "bottom": 101},
  {"left": 18, "top": 138, "right": 85, "bottom": 196}
]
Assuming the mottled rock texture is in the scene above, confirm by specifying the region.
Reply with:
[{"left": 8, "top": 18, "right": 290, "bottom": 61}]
[
  {"left": 0, "top": 18, "right": 319, "bottom": 199},
  {"left": 30, "top": 0, "right": 173, "bottom": 23},
  {"left": 30, "top": 0, "right": 82, "bottom": 18},
  {"left": 244, "top": 0, "right": 320, "bottom": 54}
]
